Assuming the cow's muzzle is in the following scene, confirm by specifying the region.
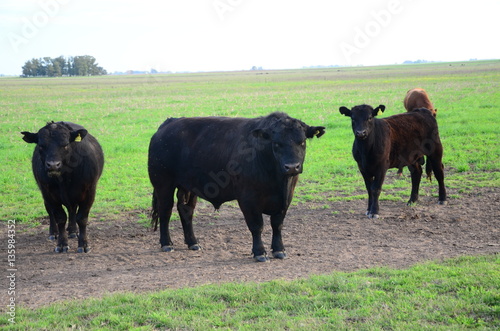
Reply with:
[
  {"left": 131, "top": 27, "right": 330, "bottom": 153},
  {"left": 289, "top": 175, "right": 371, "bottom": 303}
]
[
  {"left": 46, "top": 161, "right": 62, "bottom": 176},
  {"left": 283, "top": 162, "right": 302, "bottom": 176},
  {"left": 355, "top": 130, "right": 368, "bottom": 140}
]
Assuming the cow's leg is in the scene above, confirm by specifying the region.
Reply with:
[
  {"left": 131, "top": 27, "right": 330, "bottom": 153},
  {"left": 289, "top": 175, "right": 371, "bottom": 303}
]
[
  {"left": 66, "top": 215, "right": 78, "bottom": 239},
  {"left": 155, "top": 184, "right": 176, "bottom": 252},
  {"left": 75, "top": 209, "right": 90, "bottom": 253},
  {"left": 74, "top": 210, "right": 87, "bottom": 253},
  {"left": 361, "top": 171, "right": 374, "bottom": 217},
  {"left": 66, "top": 194, "right": 78, "bottom": 238},
  {"left": 75, "top": 190, "right": 95, "bottom": 253},
  {"left": 65, "top": 204, "right": 79, "bottom": 246},
  {"left": 239, "top": 202, "right": 267, "bottom": 262},
  {"left": 368, "top": 170, "right": 386, "bottom": 218},
  {"left": 270, "top": 212, "right": 286, "bottom": 259},
  {"left": 53, "top": 205, "right": 69, "bottom": 253},
  {"left": 407, "top": 163, "right": 423, "bottom": 205},
  {"left": 429, "top": 151, "right": 447, "bottom": 204},
  {"left": 425, "top": 157, "right": 433, "bottom": 182},
  {"left": 176, "top": 189, "right": 201, "bottom": 250},
  {"left": 44, "top": 201, "right": 58, "bottom": 240}
]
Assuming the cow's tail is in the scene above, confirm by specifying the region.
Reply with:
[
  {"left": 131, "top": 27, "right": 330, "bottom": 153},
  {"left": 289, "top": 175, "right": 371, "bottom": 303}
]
[
  {"left": 425, "top": 157, "right": 433, "bottom": 182},
  {"left": 151, "top": 189, "right": 159, "bottom": 231}
]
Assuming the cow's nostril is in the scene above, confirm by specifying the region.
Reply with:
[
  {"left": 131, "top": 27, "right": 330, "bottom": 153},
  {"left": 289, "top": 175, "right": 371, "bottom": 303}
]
[
  {"left": 46, "top": 161, "right": 62, "bottom": 170},
  {"left": 284, "top": 163, "right": 301, "bottom": 175},
  {"left": 355, "top": 130, "right": 367, "bottom": 138}
]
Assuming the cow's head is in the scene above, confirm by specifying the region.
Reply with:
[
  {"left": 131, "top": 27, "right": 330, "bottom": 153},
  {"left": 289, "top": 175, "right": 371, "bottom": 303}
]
[
  {"left": 21, "top": 122, "right": 88, "bottom": 177},
  {"left": 339, "top": 104, "right": 385, "bottom": 140},
  {"left": 252, "top": 112, "right": 325, "bottom": 176}
]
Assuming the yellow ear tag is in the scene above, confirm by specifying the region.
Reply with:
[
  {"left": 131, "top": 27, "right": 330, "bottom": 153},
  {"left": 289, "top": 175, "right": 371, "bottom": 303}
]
[
  {"left": 74, "top": 134, "right": 82, "bottom": 142},
  {"left": 377, "top": 110, "right": 383, "bottom": 116},
  {"left": 315, "top": 130, "right": 320, "bottom": 136}
]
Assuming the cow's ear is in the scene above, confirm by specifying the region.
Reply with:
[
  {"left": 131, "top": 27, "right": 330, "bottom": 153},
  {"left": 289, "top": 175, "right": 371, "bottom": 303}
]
[
  {"left": 252, "top": 129, "right": 270, "bottom": 140},
  {"left": 70, "top": 129, "right": 88, "bottom": 142},
  {"left": 373, "top": 105, "right": 385, "bottom": 116},
  {"left": 339, "top": 106, "right": 352, "bottom": 117},
  {"left": 306, "top": 126, "right": 325, "bottom": 139},
  {"left": 21, "top": 131, "right": 38, "bottom": 144}
]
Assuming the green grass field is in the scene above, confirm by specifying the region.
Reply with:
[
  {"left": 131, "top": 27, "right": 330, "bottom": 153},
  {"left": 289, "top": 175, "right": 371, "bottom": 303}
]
[
  {"left": 1, "top": 61, "right": 499, "bottom": 329},
  {"left": 2, "top": 255, "right": 499, "bottom": 330},
  {"left": 1, "top": 60, "right": 499, "bottom": 222}
]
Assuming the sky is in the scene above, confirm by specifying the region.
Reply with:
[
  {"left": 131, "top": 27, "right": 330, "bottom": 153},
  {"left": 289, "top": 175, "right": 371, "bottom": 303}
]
[{"left": 1, "top": 0, "right": 499, "bottom": 76}]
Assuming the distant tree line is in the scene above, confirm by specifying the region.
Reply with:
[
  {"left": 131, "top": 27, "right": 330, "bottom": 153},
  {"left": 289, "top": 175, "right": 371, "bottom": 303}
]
[
  {"left": 402, "top": 59, "right": 433, "bottom": 64},
  {"left": 22, "top": 55, "right": 107, "bottom": 77}
]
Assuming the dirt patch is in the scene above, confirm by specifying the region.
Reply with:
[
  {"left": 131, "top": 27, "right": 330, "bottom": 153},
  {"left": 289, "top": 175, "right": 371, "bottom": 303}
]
[{"left": 3, "top": 187, "right": 499, "bottom": 309}]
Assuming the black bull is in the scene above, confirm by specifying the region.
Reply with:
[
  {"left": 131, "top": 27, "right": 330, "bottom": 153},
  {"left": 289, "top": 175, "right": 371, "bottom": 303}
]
[
  {"left": 21, "top": 121, "right": 104, "bottom": 253},
  {"left": 148, "top": 112, "right": 325, "bottom": 262}
]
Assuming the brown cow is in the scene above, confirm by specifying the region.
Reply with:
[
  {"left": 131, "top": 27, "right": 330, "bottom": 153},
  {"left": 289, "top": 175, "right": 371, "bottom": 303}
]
[{"left": 404, "top": 88, "right": 437, "bottom": 116}]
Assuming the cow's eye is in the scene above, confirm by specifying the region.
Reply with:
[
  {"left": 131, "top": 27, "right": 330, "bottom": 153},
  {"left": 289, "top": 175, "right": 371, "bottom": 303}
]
[
  {"left": 300, "top": 141, "right": 305, "bottom": 147},
  {"left": 273, "top": 142, "right": 281, "bottom": 149}
]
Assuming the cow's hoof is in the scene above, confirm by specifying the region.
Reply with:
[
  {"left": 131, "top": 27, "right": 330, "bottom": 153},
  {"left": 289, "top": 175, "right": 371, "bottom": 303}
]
[
  {"left": 254, "top": 255, "right": 270, "bottom": 262},
  {"left": 161, "top": 245, "right": 174, "bottom": 252},
  {"left": 77, "top": 247, "right": 91, "bottom": 253},
  {"left": 368, "top": 213, "right": 379, "bottom": 219},
  {"left": 188, "top": 244, "right": 202, "bottom": 251},
  {"left": 438, "top": 200, "right": 447, "bottom": 205},
  {"left": 68, "top": 233, "right": 78, "bottom": 239},
  {"left": 48, "top": 235, "right": 57, "bottom": 241},
  {"left": 272, "top": 251, "right": 287, "bottom": 259},
  {"left": 55, "top": 246, "right": 69, "bottom": 253}
]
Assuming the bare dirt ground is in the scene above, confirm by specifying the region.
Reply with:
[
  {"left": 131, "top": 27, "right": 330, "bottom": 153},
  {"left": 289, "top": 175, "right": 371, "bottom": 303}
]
[{"left": 3, "top": 186, "right": 499, "bottom": 309}]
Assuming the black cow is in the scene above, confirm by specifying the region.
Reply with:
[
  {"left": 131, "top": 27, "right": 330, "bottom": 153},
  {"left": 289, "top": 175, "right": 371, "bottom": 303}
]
[
  {"left": 21, "top": 121, "right": 104, "bottom": 253},
  {"left": 148, "top": 112, "right": 325, "bottom": 262},
  {"left": 339, "top": 105, "right": 446, "bottom": 218}
]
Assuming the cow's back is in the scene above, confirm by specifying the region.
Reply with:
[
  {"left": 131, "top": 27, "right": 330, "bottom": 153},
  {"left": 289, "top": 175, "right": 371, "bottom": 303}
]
[
  {"left": 148, "top": 116, "right": 263, "bottom": 204},
  {"left": 404, "top": 88, "right": 435, "bottom": 115},
  {"left": 149, "top": 117, "right": 249, "bottom": 171}
]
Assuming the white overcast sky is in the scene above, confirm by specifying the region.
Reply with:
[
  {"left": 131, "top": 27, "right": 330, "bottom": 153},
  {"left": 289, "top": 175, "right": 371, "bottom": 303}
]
[{"left": 1, "top": 0, "right": 499, "bottom": 75}]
